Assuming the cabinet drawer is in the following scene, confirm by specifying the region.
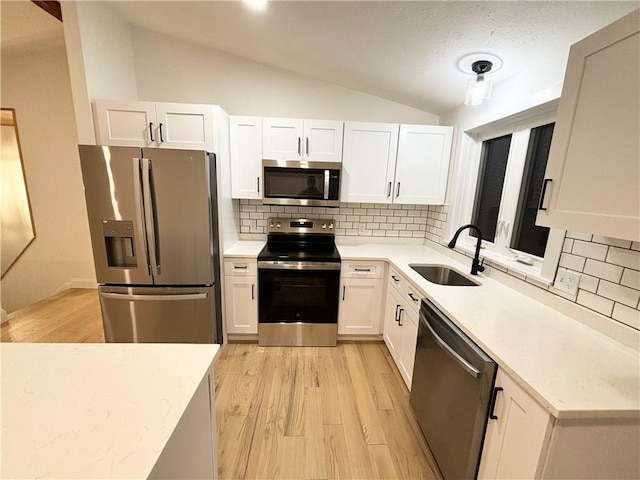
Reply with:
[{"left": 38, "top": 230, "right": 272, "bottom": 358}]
[
  {"left": 342, "top": 261, "right": 385, "bottom": 279},
  {"left": 224, "top": 258, "right": 257, "bottom": 276},
  {"left": 405, "top": 282, "right": 422, "bottom": 313},
  {"left": 388, "top": 266, "right": 404, "bottom": 292}
]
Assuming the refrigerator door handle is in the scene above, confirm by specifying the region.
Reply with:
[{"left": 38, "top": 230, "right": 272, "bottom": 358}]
[
  {"left": 142, "top": 158, "right": 161, "bottom": 277},
  {"left": 101, "top": 292, "right": 208, "bottom": 301},
  {"left": 133, "top": 158, "right": 152, "bottom": 276}
]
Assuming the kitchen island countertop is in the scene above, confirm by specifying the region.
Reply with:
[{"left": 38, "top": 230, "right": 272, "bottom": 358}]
[{"left": 1, "top": 343, "right": 220, "bottom": 479}]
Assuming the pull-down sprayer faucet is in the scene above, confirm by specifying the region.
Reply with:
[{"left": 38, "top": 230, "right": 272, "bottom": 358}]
[{"left": 448, "top": 224, "right": 485, "bottom": 276}]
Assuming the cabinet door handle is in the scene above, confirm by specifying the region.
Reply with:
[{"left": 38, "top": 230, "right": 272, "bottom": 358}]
[
  {"left": 297, "top": 137, "right": 301, "bottom": 156},
  {"left": 251, "top": 284, "right": 255, "bottom": 300},
  {"left": 149, "top": 123, "right": 155, "bottom": 142},
  {"left": 538, "top": 179, "right": 552, "bottom": 211},
  {"left": 391, "top": 275, "right": 399, "bottom": 282},
  {"left": 395, "top": 182, "right": 401, "bottom": 198},
  {"left": 257, "top": 177, "right": 260, "bottom": 193},
  {"left": 159, "top": 123, "right": 165, "bottom": 143},
  {"left": 306, "top": 137, "right": 309, "bottom": 155},
  {"left": 342, "top": 285, "right": 346, "bottom": 300},
  {"left": 408, "top": 293, "right": 419, "bottom": 303},
  {"left": 234, "top": 265, "right": 248, "bottom": 271},
  {"left": 489, "top": 387, "right": 504, "bottom": 420},
  {"left": 394, "top": 304, "right": 400, "bottom": 322},
  {"left": 387, "top": 182, "right": 392, "bottom": 197},
  {"left": 354, "top": 268, "right": 371, "bottom": 272},
  {"left": 398, "top": 308, "right": 404, "bottom": 326}
]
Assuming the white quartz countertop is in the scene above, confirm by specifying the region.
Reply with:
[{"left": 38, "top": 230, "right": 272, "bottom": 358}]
[
  {"left": 224, "top": 240, "right": 265, "bottom": 257},
  {"left": 1, "top": 343, "right": 220, "bottom": 479},
  {"left": 226, "top": 239, "right": 640, "bottom": 419}
]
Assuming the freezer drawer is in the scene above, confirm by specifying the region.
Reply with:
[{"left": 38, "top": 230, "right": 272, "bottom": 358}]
[{"left": 99, "top": 286, "right": 216, "bottom": 343}]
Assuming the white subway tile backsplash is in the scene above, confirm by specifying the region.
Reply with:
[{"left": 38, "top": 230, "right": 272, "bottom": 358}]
[
  {"left": 597, "top": 281, "right": 640, "bottom": 308},
  {"left": 559, "top": 253, "right": 586, "bottom": 271},
  {"left": 583, "top": 259, "right": 624, "bottom": 283},
  {"left": 632, "top": 242, "right": 640, "bottom": 251},
  {"left": 571, "top": 240, "right": 608, "bottom": 261},
  {"left": 591, "top": 235, "right": 633, "bottom": 249},
  {"left": 567, "top": 231, "right": 593, "bottom": 241},
  {"left": 562, "top": 238, "right": 574, "bottom": 253},
  {"left": 577, "top": 290, "right": 614, "bottom": 317},
  {"left": 578, "top": 274, "right": 599, "bottom": 293},
  {"left": 621, "top": 269, "right": 640, "bottom": 290},
  {"left": 611, "top": 303, "right": 640, "bottom": 330},
  {"left": 606, "top": 247, "right": 640, "bottom": 270}
]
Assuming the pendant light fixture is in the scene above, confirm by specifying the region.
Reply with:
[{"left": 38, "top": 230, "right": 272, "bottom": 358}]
[
  {"left": 465, "top": 60, "right": 493, "bottom": 106},
  {"left": 457, "top": 53, "right": 503, "bottom": 107}
]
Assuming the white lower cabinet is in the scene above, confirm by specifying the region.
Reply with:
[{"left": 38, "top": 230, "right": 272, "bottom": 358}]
[
  {"left": 397, "top": 304, "right": 419, "bottom": 387},
  {"left": 479, "top": 368, "right": 551, "bottom": 480},
  {"left": 338, "top": 261, "right": 384, "bottom": 335},
  {"left": 383, "top": 268, "right": 421, "bottom": 389},
  {"left": 223, "top": 258, "right": 257, "bottom": 335}
]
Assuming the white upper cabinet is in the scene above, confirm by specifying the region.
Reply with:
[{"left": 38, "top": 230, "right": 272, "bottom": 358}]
[
  {"left": 230, "top": 116, "right": 262, "bottom": 199},
  {"left": 262, "top": 117, "right": 343, "bottom": 162},
  {"left": 342, "top": 121, "right": 453, "bottom": 205},
  {"left": 154, "top": 103, "right": 214, "bottom": 151},
  {"left": 536, "top": 10, "right": 640, "bottom": 241},
  {"left": 342, "top": 122, "right": 400, "bottom": 203},
  {"left": 395, "top": 124, "right": 453, "bottom": 204},
  {"left": 93, "top": 100, "right": 214, "bottom": 151},
  {"left": 93, "top": 100, "right": 156, "bottom": 148}
]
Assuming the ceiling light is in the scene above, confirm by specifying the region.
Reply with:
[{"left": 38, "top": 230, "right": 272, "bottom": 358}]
[
  {"left": 243, "top": 0, "right": 268, "bottom": 11},
  {"left": 465, "top": 60, "right": 493, "bottom": 106},
  {"left": 457, "top": 53, "right": 503, "bottom": 107}
]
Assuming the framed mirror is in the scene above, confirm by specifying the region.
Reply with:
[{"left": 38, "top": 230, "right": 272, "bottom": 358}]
[{"left": 1, "top": 108, "right": 36, "bottom": 278}]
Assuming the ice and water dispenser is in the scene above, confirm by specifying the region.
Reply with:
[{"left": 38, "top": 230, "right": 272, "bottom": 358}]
[{"left": 102, "top": 220, "right": 137, "bottom": 268}]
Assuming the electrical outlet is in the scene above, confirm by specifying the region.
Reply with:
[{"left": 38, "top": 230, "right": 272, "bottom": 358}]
[{"left": 554, "top": 268, "right": 580, "bottom": 296}]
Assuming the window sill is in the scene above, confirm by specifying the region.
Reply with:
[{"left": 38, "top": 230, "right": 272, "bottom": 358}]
[{"left": 454, "top": 241, "right": 553, "bottom": 287}]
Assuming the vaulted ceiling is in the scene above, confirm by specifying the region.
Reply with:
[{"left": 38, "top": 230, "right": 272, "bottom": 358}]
[{"left": 2, "top": 1, "right": 637, "bottom": 115}]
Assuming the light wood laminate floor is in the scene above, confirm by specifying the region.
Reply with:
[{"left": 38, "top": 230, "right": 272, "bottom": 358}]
[{"left": 2, "top": 289, "right": 438, "bottom": 480}]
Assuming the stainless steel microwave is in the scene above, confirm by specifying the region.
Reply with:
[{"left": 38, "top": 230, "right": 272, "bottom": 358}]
[{"left": 262, "top": 159, "right": 341, "bottom": 207}]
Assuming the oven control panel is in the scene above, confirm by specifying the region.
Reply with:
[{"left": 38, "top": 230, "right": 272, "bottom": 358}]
[{"left": 267, "top": 217, "right": 334, "bottom": 234}]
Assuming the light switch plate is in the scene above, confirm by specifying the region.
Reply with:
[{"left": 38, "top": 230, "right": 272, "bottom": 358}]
[{"left": 555, "top": 268, "right": 581, "bottom": 295}]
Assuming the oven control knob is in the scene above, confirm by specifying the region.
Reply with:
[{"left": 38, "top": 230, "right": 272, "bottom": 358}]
[
  {"left": 269, "top": 221, "right": 274, "bottom": 228},
  {"left": 329, "top": 223, "right": 334, "bottom": 229},
  {"left": 276, "top": 222, "right": 281, "bottom": 228},
  {"left": 321, "top": 223, "right": 327, "bottom": 229}
]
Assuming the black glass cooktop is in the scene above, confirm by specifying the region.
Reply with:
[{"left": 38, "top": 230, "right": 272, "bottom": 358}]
[{"left": 258, "top": 235, "right": 341, "bottom": 263}]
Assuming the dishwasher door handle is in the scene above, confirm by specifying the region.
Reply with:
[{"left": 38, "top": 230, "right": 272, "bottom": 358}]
[{"left": 422, "top": 314, "right": 481, "bottom": 378}]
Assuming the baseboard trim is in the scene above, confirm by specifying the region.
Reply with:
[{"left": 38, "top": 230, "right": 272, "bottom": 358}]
[{"left": 71, "top": 278, "right": 98, "bottom": 289}]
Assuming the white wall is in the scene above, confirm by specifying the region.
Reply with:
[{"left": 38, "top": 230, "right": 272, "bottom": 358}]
[
  {"left": 131, "top": 28, "right": 440, "bottom": 124},
  {"left": 0, "top": 45, "right": 95, "bottom": 313},
  {"left": 61, "top": 1, "right": 139, "bottom": 144}
]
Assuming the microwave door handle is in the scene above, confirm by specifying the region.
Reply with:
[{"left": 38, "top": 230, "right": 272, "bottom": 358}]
[{"left": 324, "top": 170, "right": 330, "bottom": 200}]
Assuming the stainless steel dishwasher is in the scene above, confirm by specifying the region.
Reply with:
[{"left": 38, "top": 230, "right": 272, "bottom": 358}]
[{"left": 410, "top": 298, "right": 497, "bottom": 480}]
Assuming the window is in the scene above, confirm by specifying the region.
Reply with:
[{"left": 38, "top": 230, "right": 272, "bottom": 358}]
[{"left": 454, "top": 115, "right": 564, "bottom": 282}]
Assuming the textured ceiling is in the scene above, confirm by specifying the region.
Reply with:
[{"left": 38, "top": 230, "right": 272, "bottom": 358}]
[
  {"left": 2, "top": 1, "right": 637, "bottom": 115},
  {"left": 111, "top": 1, "right": 638, "bottom": 114}
]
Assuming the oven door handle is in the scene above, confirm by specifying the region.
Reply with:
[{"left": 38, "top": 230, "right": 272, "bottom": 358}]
[{"left": 258, "top": 261, "right": 341, "bottom": 271}]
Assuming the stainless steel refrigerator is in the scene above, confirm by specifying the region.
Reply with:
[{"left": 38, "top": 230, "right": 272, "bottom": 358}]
[{"left": 79, "top": 145, "right": 222, "bottom": 343}]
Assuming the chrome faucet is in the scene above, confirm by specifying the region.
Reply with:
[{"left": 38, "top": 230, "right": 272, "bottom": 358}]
[{"left": 448, "top": 224, "right": 485, "bottom": 276}]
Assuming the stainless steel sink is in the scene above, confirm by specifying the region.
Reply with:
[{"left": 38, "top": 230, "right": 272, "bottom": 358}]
[{"left": 409, "top": 264, "right": 480, "bottom": 286}]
